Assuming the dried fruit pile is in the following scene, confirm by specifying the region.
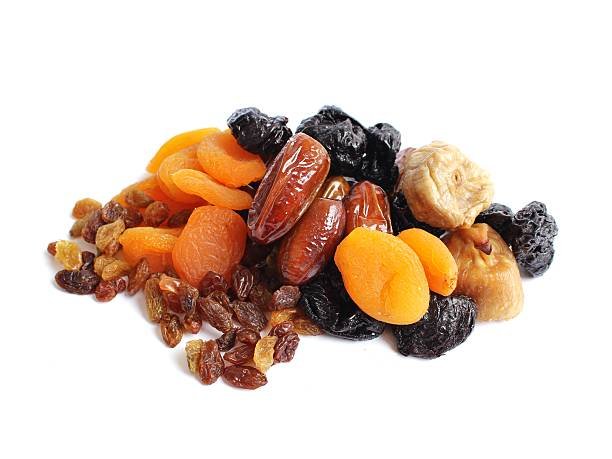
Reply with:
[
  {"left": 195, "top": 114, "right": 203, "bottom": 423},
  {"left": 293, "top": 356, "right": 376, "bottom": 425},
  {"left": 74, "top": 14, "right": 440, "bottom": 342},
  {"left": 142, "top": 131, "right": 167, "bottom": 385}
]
[{"left": 48, "top": 106, "right": 558, "bottom": 389}]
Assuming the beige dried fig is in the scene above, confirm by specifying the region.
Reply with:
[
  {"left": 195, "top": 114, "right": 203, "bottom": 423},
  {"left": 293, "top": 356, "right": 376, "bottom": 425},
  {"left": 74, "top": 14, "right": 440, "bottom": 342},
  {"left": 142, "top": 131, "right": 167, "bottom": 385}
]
[
  {"left": 444, "top": 223, "right": 523, "bottom": 321},
  {"left": 401, "top": 141, "right": 493, "bottom": 229}
]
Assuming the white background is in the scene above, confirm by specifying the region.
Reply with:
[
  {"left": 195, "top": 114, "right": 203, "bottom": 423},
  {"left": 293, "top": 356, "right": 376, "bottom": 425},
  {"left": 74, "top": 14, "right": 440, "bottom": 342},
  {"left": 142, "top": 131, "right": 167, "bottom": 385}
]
[{"left": 1, "top": 1, "right": 610, "bottom": 458}]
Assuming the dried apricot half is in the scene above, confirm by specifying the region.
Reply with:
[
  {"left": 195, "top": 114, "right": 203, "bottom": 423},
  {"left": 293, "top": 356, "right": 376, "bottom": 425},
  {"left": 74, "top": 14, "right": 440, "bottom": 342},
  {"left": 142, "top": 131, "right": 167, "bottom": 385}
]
[
  {"left": 171, "top": 169, "right": 253, "bottom": 210},
  {"left": 118, "top": 227, "right": 182, "bottom": 272},
  {"left": 398, "top": 228, "right": 458, "bottom": 296},
  {"left": 197, "top": 129, "right": 266, "bottom": 188},
  {"left": 157, "top": 145, "right": 206, "bottom": 204},
  {"left": 172, "top": 206, "right": 247, "bottom": 285},
  {"left": 147, "top": 127, "right": 220, "bottom": 173},
  {"left": 334, "top": 227, "right": 429, "bottom": 325}
]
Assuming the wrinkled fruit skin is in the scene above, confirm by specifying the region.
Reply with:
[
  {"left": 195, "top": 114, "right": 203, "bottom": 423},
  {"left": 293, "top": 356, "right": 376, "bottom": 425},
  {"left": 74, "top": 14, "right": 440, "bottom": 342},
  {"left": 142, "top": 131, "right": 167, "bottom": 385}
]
[
  {"left": 247, "top": 133, "right": 331, "bottom": 244},
  {"left": 360, "top": 123, "right": 401, "bottom": 192},
  {"left": 393, "top": 293, "right": 477, "bottom": 359},
  {"left": 297, "top": 106, "right": 367, "bottom": 177},
  {"left": 198, "top": 340, "right": 224, "bottom": 385},
  {"left": 227, "top": 107, "right": 293, "bottom": 161},
  {"left": 507, "top": 201, "right": 558, "bottom": 277},
  {"left": 222, "top": 365, "right": 267, "bottom": 390},
  {"left": 299, "top": 264, "right": 385, "bottom": 341},
  {"left": 475, "top": 203, "right": 514, "bottom": 241},
  {"left": 273, "top": 332, "right": 299, "bottom": 363},
  {"left": 344, "top": 181, "right": 393, "bottom": 234},
  {"left": 55, "top": 270, "right": 100, "bottom": 295},
  {"left": 390, "top": 193, "right": 445, "bottom": 237},
  {"left": 277, "top": 198, "right": 346, "bottom": 285}
]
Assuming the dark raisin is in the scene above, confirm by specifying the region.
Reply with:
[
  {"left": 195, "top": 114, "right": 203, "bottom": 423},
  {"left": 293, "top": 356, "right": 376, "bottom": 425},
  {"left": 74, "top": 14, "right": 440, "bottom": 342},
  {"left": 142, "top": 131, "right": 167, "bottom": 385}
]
[
  {"left": 198, "top": 296, "right": 233, "bottom": 333},
  {"left": 124, "top": 189, "right": 154, "bottom": 208},
  {"left": 298, "top": 264, "right": 385, "bottom": 341},
  {"left": 359, "top": 123, "right": 401, "bottom": 192},
  {"left": 101, "top": 200, "right": 126, "bottom": 223},
  {"left": 177, "top": 283, "right": 199, "bottom": 314},
  {"left": 163, "top": 292, "right": 183, "bottom": 314},
  {"left": 273, "top": 332, "right": 299, "bottom": 363},
  {"left": 390, "top": 193, "right": 445, "bottom": 237},
  {"left": 183, "top": 310, "right": 203, "bottom": 334},
  {"left": 123, "top": 207, "right": 143, "bottom": 228},
  {"left": 231, "top": 265, "right": 254, "bottom": 300},
  {"left": 113, "top": 277, "right": 127, "bottom": 293},
  {"left": 475, "top": 203, "right": 514, "bottom": 241},
  {"left": 198, "top": 340, "right": 224, "bottom": 385},
  {"left": 94, "top": 280, "right": 117, "bottom": 302},
  {"left": 268, "top": 286, "right": 301, "bottom": 311},
  {"left": 216, "top": 329, "right": 238, "bottom": 352},
  {"left": 222, "top": 365, "right": 267, "bottom": 390},
  {"left": 207, "top": 290, "right": 231, "bottom": 310},
  {"left": 268, "top": 321, "right": 294, "bottom": 337},
  {"left": 47, "top": 242, "right": 57, "bottom": 256},
  {"left": 199, "top": 271, "right": 229, "bottom": 297},
  {"left": 227, "top": 107, "right": 292, "bottom": 161},
  {"left": 393, "top": 293, "right": 477, "bottom": 359},
  {"left": 507, "top": 201, "right": 558, "bottom": 277},
  {"left": 160, "top": 313, "right": 183, "bottom": 348},
  {"left": 80, "top": 251, "right": 96, "bottom": 271},
  {"left": 81, "top": 209, "right": 105, "bottom": 244},
  {"left": 236, "top": 328, "right": 260, "bottom": 345},
  {"left": 55, "top": 269, "right": 100, "bottom": 295},
  {"left": 296, "top": 106, "right": 367, "bottom": 176},
  {"left": 230, "top": 301, "right": 267, "bottom": 331},
  {"left": 143, "top": 201, "right": 169, "bottom": 227},
  {"left": 223, "top": 344, "right": 255, "bottom": 365},
  {"left": 127, "top": 258, "right": 150, "bottom": 295},
  {"left": 248, "top": 282, "right": 272, "bottom": 309},
  {"left": 166, "top": 209, "right": 193, "bottom": 228}
]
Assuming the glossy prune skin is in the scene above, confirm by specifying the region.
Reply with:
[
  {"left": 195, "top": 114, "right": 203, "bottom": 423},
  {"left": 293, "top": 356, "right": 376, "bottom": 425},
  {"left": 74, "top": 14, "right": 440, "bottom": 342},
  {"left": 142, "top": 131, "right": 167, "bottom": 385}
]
[
  {"left": 344, "top": 181, "right": 393, "bottom": 234},
  {"left": 475, "top": 203, "right": 514, "bottom": 242},
  {"left": 360, "top": 123, "right": 401, "bottom": 193},
  {"left": 227, "top": 107, "right": 292, "bottom": 161},
  {"left": 298, "top": 264, "right": 385, "bottom": 341},
  {"left": 247, "top": 133, "right": 331, "bottom": 244},
  {"left": 393, "top": 293, "right": 476, "bottom": 359},
  {"left": 277, "top": 198, "right": 346, "bottom": 285},
  {"left": 390, "top": 193, "right": 445, "bottom": 237}
]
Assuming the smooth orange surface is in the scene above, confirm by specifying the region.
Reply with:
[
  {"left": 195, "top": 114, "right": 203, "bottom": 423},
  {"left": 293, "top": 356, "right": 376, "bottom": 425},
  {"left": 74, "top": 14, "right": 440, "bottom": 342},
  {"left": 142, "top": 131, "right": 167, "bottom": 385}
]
[
  {"left": 119, "top": 227, "right": 182, "bottom": 272},
  {"left": 171, "top": 169, "right": 253, "bottom": 210},
  {"left": 157, "top": 145, "right": 206, "bottom": 204},
  {"left": 146, "top": 127, "right": 220, "bottom": 173}
]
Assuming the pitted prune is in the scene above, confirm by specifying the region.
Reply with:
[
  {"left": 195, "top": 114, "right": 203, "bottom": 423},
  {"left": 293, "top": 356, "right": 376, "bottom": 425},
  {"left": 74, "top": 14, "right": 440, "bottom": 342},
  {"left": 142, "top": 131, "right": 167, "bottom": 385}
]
[
  {"left": 359, "top": 123, "right": 401, "bottom": 192},
  {"left": 298, "top": 264, "right": 385, "bottom": 341},
  {"left": 227, "top": 107, "right": 292, "bottom": 161},
  {"left": 393, "top": 293, "right": 476, "bottom": 359},
  {"left": 507, "top": 201, "right": 558, "bottom": 277},
  {"left": 390, "top": 193, "right": 445, "bottom": 237},
  {"left": 297, "top": 106, "right": 367, "bottom": 176},
  {"left": 475, "top": 203, "right": 514, "bottom": 242}
]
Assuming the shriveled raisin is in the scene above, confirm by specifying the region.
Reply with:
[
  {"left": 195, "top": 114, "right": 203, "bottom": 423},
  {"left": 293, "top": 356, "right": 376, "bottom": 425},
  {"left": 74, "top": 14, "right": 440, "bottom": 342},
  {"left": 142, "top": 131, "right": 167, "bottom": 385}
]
[
  {"left": 198, "top": 340, "right": 224, "bottom": 385},
  {"left": 232, "top": 265, "right": 254, "bottom": 300},
  {"left": 269, "top": 308, "right": 299, "bottom": 328},
  {"left": 222, "top": 365, "right": 267, "bottom": 390},
  {"left": 143, "top": 201, "right": 169, "bottom": 227},
  {"left": 123, "top": 207, "right": 143, "bottom": 229},
  {"left": 158, "top": 274, "right": 199, "bottom": 313},
  {"left": 72, "top": 198, "right": 101, "bottom": 219},
  {"left": 95, "top": 280, "right": 118, "bottom": 302},
  {"left": 54, "top": 240, "right": 83, "bottom": 270},
  {"left": 144, "top": 277, "right": 166, "bottom": 323},
  {"left": 199, "top": 271, "right": 229, "bottom": 297},
  {"left": 167, "top": 209, "right": 193, "bottom": 228},
  {"left": 268, "top": 321, "right": 294, "bottom": 338},
  {"left": 183, "top": 310, "right": 202, "bottom": 334},
  {"left": 80, "top": 251, "right": 96, "bottom": 271},
  {"left": 236, "top": 328, "right": 260, "bottom": 345},
  {"left": 101, "top": 200, "right": 126, "bottom": 223},
  {"left": 81, "top": 209, "right": 105, "bottom": 244},
  {"left": 253, "top": 336, "right": 277, "bottom": 373},
  {"left": 198, "top": 296, "right": 233, "bottom": 333},
  {"left": 207, "top": 290, "right": 231, "bottom": 310},
  {"left": 185, "top": 339, "right": 203, "bottom": 374},
  {"left": 292, "top": 317, "right": 323, "bottom": 336},
  {"left": 125, "top": 189, "right": 154, "bottom": 208},
  {"left": 273, "top": 332, "right": 299, "bottom": 363},
  {"left": 127, "top": 258, "right": 150, "bottom": 295},
  {"left": 47, "top": 242, "right": 57, "bottom": 256},
  {"left": 93, "top": 255, "right": 115, "bottom": 277},
  {"left": 224, "top": 344, "right": 255, "bottom": 365},
  {"left": 55, "top": 269, "right": 100, "bottom": 295},
  {"left": 95, "top": 219, "right": 126, "bottom": 255},
  {"left": 162, "top": 292, "right": 182, "bottom": 314},
  {"left": 248, "top": 282, "right": 272, "bottom": 309},
  {"left": 216, "top": 329, "right": 238, "bottom": 352},
  {"left": 101, "top": 259, "right": 131, "bottom": 281},
  {"left": 70, "top": 215, "right": 91, "bottom": 237},
  {"left": 230, "top": 300, "right": 267, "bottom": 331},
  {"left": 114, "top": 277, "right": 127, "bottom": 293},
  {"left": 268, "top": 286, "right": 301, "bottom": 311},
  {"left": 160, "top": 313, "right": 183, "bottom": 348}
]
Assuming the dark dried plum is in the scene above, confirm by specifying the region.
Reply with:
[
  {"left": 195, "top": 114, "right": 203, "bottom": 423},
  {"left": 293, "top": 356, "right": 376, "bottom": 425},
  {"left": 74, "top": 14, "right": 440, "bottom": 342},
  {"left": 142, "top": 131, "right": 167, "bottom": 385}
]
[
  {"left": 393, "top": 293, "right": 476, "bottom": 359},
  {"left": 390, "top": 193, "right": 445, "bottom": 237},
  {"left": 475, "top": 203, "right": 514, "bottom": 242},
  {"left": 359, "top": 123, "right": 401, "bottom": 192},
  {"left": 296, "top": 106, "right": 367, "bottom": 176},
  {"left": 227, "top": 107, "right": 292, "bottom": 161},
  {"left": 298, "top": 264, "right": 385, "bottom": 341},
  {"left": 507, "top": 201, "right": 558, "bottom": 277}
]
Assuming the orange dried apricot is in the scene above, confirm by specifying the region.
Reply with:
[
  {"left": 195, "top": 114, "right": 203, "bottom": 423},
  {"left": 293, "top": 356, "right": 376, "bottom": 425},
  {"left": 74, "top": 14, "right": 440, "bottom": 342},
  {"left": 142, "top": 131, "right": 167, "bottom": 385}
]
[
  {"left": 397, "top": 228, "right": 458, "bottom": 296},
  {"left": 334, "top": 227, "right": 429, "bottom": 325},
  {"left": 171, "top": 169, "right": 253, "bottom": 210},
  {"left": 172, "top": 206, "right": 247, "bottom": 286},
  {"left": 157, "top": 145, "right": 206, "bottom": 204},
  {"left": 118, "top": 227, "right": 182, "bottom": 272},
  {"left": 197, "top": 130, "right": 266, "bottom": 188},
  {"left": 146, "top": 127, "right": 220, "bottom": 173}
]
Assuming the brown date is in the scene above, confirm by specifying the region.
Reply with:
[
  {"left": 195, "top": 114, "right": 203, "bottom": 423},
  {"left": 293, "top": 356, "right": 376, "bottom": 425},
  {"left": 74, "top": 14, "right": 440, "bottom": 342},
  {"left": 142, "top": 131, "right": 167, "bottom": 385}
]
[
  {"left": 344, "top": 181, "right": 393, "bottom": 234},
  {"left": 277, "top": 198, "right": 346, "bottom": 285},
  {"left": 247, "top": 133, "right": 330, "bottom": 244},
  {"left": 319, "top": 176, "right": 350, "bottom": 200}
]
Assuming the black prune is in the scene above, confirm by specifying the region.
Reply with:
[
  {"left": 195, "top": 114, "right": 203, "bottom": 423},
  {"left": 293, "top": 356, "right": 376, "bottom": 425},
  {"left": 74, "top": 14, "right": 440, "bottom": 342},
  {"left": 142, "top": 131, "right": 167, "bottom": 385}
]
[
  {"left": 507, "top": 201, "right": 558, "bottom": 277},
  {"left": 296, "top": 106, "right": 367, "bottom": 177},
  {"left": 475, "top": 203, "right": 514, "bottom": 242},
  {"left": 359, "top": 123, "right": 401, "bottom": 193},
  {"left": 298, "top": 264, "right": 385, "bottom": 341},
  {"left": 393, "top": 293, "right": 476, "bottom": 359},
  {"left": 227, "top": 107, "right": 292, "bottom": 161},
  {"left": 390, "top": 193, "right": 445, "bottom": 237}
]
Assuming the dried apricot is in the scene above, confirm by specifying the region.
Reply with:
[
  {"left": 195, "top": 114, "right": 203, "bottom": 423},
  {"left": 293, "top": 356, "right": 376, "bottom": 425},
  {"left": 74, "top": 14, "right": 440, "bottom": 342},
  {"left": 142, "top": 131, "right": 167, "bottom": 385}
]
[
  {"left": 171, "top": 169, "right": 253, "bottom": 210},
  {"left": 397, "top": 228, "right": 458, "bottom": 296},
  {"left": 172, "top": 206, "right": 247, "bottom": 285},
  {"left": 334, "top": 227, "right": 429, "bottom": 325},
  {"left": 146, "top": 127, "right": 220, "bottom": 173},
  {"left": 118, "top": 227, "right": 181, "bottom": 272},
  {"left": 197, "top": 129, "right": 266, "bottom": 188},
  {"left": 157, "top": 145, "right": 207, "bottom": 204}
]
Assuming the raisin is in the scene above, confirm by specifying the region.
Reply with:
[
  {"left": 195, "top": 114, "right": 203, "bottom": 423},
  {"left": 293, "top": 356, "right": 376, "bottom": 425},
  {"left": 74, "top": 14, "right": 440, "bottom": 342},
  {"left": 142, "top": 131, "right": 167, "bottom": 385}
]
[
  {"left": 114, "top": 277, "right": 127, "bottom": 293},
  {"left": 127, "top": 258, "right": 150, "bottom": 295},
  {"left": 273, "top": 332, "right": 299, "bottom": 363},
  {"left": 159, "top": 274, "right": 199, "bottom": 313},
  {"left": 292, "top": 317, "right": 323, "bottom": 335},
  {"left": 253, "top": 336, "right": 277, "bottom": 373},
  {"left": 393, "top": 293, "right": 477, "bottom": 359},
  {"left": 101, "top": 259, "right": 131, "bottom": 281},
  {"left": 144, "top": 277, "right": 166, "bottom": 323},
  {"left": 198, "top": 340, "right": 224, "bottom": 385},
  {"left": 167, "top": 209, "right": 193, "bottom": 228},
  {"left": 124, "top": 189, "right": 154, "bottom": 208},
  {"left": 390, "top": 193, "right": 445, "bottom": 237},
  {"left": 95, "top": 219, "right": 125, "bottom": 255},
  {"left": 72, "top": 198, "right": 102, "bottom": 219},
  {"left": 197, "top": 296, "right": 233, "bottom": 333},
  {"left": 230, "top": 300, "right": 267, "bottom": 331},
  {"left": 143, "top": 201, "right": 169, "bottom": 227},
  {"left": 298, "top": 264, "right": 385, "bottom": 340},
  {"left": 227, "top": 107, "right": 293, "bottom": 161},
  {"left": 222, "top": 365, "right": 267, "bottom": 390},
  {"left": 345, "top": 181, "right": 393, "bottom": 234},
  {"left": 123, "top": 207, "right": 143, "bottom": 229},
  {"left": 199, "top": 271, "right": 229, "bottom": 297},
  {"left": 163, "top": 291, "right": 182, "bottom": 314},
  {"left": 70, "top": 215, "right": 91, "bottom": 237},
  {"left": 268, "top": 321, "right": 294, "bottom": 337},
  {"left": 296, "top": 105, "right": 367, "bottom": 176},
  {"left": 47, "top": 242, "right": 57, "bottom": 256},
  {"left": 207, "top": 290, "right": 231, "bottom": 310},
  {"left": 268, "top": 286, "right": 301, "bottom": 311},
  {"left": 224, "top": 344, "right": 255, "bottom": 365},
  {"left": 185, "top": 339, "right": 203, "bottom": 374},
  {"left": 80, "top": 251, "right": 96, "bottom": 271},
  {"left": 269, "top": 308, "right": 299, "bottom": 328},
  {"left": 216, "top": 329, "right": 238, "bottom": 352},
  {"left": 101, "top": 200, "right": 126, "bottom": 223},
  {"left": 93, "top": 255, "right": 114, "bottom": 276},
  {"left": 359, "top": 123, "right": 401, "bottom": 192},
  {"left": 475, "top": 203, "right": 514, "bottom": 241},
  {"left": 160, "top": 313, "right": 183, "bottom": 348},
  {"left": 232, "top": 265, "right": 254, "bottom": 300},
  {"left": 95, "top": 280, "right": 118, "bottom": 302},
  {"left": 236, "top": 328, "right": 260, "bottom": 345},
  {"left": 248, "top": 282, "right": 272, "bottom": 310},
  {"left": 81, "top": 209, "right": 105, "bottom": 244},
  {"left": 55, "top": 269, "right": 100, "bottom": 295},
  {"left": 184, "top": 310, "right": 203, "bottom": 334},
  {"left": 507, "top": 201, "right": 558, "bottom": 277},
  {"left": 54, "top": 240, "right": 83, "bottom": 270}
]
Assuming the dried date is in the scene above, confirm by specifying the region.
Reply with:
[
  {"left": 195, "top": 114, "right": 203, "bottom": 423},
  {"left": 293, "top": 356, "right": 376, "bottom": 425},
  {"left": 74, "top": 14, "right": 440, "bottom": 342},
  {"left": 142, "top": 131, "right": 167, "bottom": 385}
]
[{"left": 344, "top": 181, "right": 393, "bottom": 234}]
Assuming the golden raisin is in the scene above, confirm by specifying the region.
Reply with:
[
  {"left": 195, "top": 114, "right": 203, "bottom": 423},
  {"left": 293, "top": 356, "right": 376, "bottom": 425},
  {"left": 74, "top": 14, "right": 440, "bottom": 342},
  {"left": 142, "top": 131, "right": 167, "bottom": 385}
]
[
  {"left": 54, "top": 240, "right": 83, "bottom": 271},
  {"left": 253, "top": 336, "right": 277, "bottom": 373}
]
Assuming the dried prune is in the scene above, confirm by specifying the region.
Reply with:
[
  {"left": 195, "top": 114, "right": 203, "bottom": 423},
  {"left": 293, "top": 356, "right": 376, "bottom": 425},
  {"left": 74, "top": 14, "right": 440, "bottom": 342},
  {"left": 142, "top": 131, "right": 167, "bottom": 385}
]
[
  {"left": 344, "top": 181, "right": 393, "bottom": 234},
  {"left": 81, "top": 209, "right": 105, "bottom": 244},
  {"left": 198, "top": 340, "right": 224, "bottom": 385},
  {"left": 144, "top": 277, "right": 166, "bottom": 323},
  {"left": 101, "top": 200, "right": 126, "bottom": 223},
  {"left": 475, "top": 203, "right": 514, "bottom": 241},
  {"left": 183, "top": 310, "right": 203, "bottom": 334},
  {"left": 232, "top": 265, "right": 254, "bottom": 300},
  {"left": 297, "top": 105, "right": 367, "bottom": 176},
  {"left": 127, "top": 258, "right": 150, "bottom": 295},
  {"left": 298, "top": 264, "right": 385, "bottom": 340},
  {"left": 160, "top": 313, "right": 183, "bottom": 348},
  {"left": 167, "top": 209, "right": 193, "bottom": 228},
  {"left": 72, "top": 198, "right": 102, "bottom": 219},
  {"left": 55, "top": 269, "right": 100, "bottom": 295},
  {"left": 390, "top": 193, "right": 445, "bottom": 237},
  {"left": 227, "top": 107, "right": 292, "bottom": 161},
  {"left": 224, "top": 344, "right": 255, "bottom": 365},
  {"left": 236, "top": 328, "right": 260, "bottom": 345},
  {"left": 253, "top": 336, "right": 277, "bottom": 373},
  {"left": 197, "top": 296, "right": 233, "bottom": 333},
  {"left": 507, "top": 201, "right": 558, "bottom": 277},
  {"left": 268, "top": 321, "right": 294, "bottom": 337},
  {"left": 143, "top": 201, "right": 169, "bottom": 227},
  {"left": 392, "top": 293, "right": 476, "bottom": 359},
  {"left": 273, "top": 332, "right": 299, "bottom": 363},
  {"left": 230, "top": 300, "right": 267, "bottom": 331},
  {"left": 125, "top": 189, "right": 154, "bottom": 208},
  {"left": 216, "top": 329, "right": 237, "bottom": 352},
  {"left": 199, "top": 271, "right": 229, "bottom": 297},
  {"left": 222, "top": 365, "right": 267, "bottom": 390},
  {"left": 267, "top": 286, "right": 301, "bottom": 311},
  {"left": 359, "top": 123, "right": 401, "bottom": 192}
]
